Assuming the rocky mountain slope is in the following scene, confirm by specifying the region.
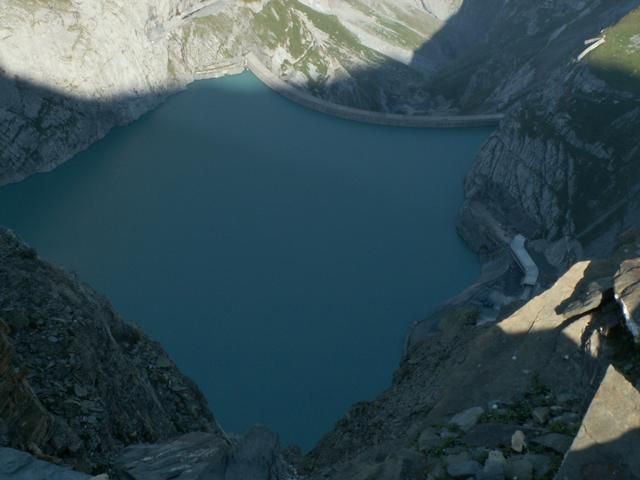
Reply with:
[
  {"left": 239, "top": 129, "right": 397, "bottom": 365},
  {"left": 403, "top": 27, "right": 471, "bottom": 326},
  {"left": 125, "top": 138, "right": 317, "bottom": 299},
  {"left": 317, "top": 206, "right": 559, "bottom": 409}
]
[
  {"left": 3, "top": 0, "right": 639, "bottom": 187},
  {"left": 460, "top": 6, "right": 640, "bottom": 266},
  {"left": 0, "top": 227, "right": 223, "bottom": 471}
]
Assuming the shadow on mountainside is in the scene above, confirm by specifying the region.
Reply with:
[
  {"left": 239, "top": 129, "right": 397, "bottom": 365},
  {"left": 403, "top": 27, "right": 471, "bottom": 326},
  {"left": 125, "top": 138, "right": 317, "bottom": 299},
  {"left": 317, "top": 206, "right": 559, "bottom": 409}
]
[
  {"left": 456, "top": 36, "right": 640, "bottom": 263},
  {"left": 313, "top": 0, "right": 640, "bottom": 115}
]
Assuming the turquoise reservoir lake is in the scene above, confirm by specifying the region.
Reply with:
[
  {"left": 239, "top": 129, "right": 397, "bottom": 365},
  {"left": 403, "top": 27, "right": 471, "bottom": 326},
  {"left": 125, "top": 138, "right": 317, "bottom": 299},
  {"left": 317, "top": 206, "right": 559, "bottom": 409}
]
[{"left": 0, "top": 72, "right": 490, "bottom": 449}]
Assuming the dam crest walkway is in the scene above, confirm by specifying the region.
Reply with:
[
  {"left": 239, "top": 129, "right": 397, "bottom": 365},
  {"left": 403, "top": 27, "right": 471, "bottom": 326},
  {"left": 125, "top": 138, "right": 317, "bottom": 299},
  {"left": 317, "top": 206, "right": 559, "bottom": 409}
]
[{"left": 197, "top": 54, "right": 504, "bottom": 128}]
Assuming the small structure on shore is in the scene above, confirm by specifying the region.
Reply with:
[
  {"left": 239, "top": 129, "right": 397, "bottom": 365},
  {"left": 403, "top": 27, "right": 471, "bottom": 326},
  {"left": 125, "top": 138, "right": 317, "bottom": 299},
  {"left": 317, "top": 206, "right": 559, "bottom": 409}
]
[
  {"left": 510, "top": 234, "right": 539, "bottom": 298},
  {"left": 578, "top": 35, "right": 606, "bottom": 61}
]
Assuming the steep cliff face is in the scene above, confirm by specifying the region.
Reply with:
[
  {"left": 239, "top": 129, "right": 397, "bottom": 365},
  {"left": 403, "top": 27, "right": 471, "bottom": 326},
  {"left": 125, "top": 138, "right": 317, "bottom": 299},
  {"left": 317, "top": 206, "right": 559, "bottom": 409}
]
[
  {"left": 460, "top": 6, "right": 640, "bottom": 264},
  {"left": 424, "top": 0, "right": 640, "bottom": 112},
  {"left": 0, "top": 228, "right": 225, "bottom": 472}
]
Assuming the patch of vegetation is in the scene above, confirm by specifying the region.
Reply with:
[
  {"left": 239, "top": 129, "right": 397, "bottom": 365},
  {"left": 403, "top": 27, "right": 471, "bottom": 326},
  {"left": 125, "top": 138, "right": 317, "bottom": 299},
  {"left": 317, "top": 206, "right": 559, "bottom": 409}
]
[
  {"left": 192, "top": 14, "right": 233, "bottom": 39},
  {"left": 588, "top": 7, "right": 640, "bottom": 94}
]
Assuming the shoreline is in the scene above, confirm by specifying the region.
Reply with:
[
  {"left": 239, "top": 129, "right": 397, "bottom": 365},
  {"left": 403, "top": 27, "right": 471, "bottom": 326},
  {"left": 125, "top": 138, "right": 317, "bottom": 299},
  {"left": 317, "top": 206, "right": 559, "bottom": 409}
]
[{"left": 196, "top": 54, "right": 504, "bottom": 128}]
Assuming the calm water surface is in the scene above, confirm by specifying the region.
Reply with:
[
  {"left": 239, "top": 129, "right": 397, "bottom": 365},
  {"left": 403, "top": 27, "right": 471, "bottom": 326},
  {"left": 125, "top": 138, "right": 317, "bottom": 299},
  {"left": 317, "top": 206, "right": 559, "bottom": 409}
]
[{"left": 0, "top": 72, "right": 490, "bottom": 448}]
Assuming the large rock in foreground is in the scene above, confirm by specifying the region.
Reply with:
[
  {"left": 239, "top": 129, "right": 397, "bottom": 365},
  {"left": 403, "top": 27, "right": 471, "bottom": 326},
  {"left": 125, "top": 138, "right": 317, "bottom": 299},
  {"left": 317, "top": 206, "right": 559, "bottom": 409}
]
[{"left": 555, "top": 365, "right": 640, "bottom": 480}]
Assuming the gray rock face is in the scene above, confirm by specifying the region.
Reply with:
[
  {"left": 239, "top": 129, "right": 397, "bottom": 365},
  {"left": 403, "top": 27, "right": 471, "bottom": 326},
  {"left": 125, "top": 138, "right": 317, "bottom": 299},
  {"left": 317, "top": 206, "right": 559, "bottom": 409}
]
[
  {"left": 0, "top": 448, "right": 90, "bottom": 480},
  {"left": 115, "top": 432, "right": 229, "bottom": 480},
  {"left": 0, "top": 319, "right": 56, "bottom": 456},
  {"left": 116, "top": 426, "right": 294, "bottom": 480},
  {"left": 0, "top": 228, "right": 223, "bottom": 470},
  {"left": 555, "top": 365, "right": 640, "bottom": 479},
  {"left": 225, "top": 426, "right": 291, "bottom": 480},
  {"left": 614, "top": 259, "right": 640, "bottom": 342}
]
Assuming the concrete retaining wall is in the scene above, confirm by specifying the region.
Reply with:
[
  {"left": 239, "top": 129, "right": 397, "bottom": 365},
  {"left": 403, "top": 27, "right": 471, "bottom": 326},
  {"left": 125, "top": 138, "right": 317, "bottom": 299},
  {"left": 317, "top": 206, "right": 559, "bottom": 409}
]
[{"left": 245, "top": 53, "right": 504, "bottom": 128}]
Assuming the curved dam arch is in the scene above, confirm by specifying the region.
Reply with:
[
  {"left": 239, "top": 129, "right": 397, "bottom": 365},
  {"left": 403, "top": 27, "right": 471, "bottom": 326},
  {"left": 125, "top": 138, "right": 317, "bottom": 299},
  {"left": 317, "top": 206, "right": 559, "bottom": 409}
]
[{"left": 241, "top": 53, "right": 504, "bottom": 128}]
